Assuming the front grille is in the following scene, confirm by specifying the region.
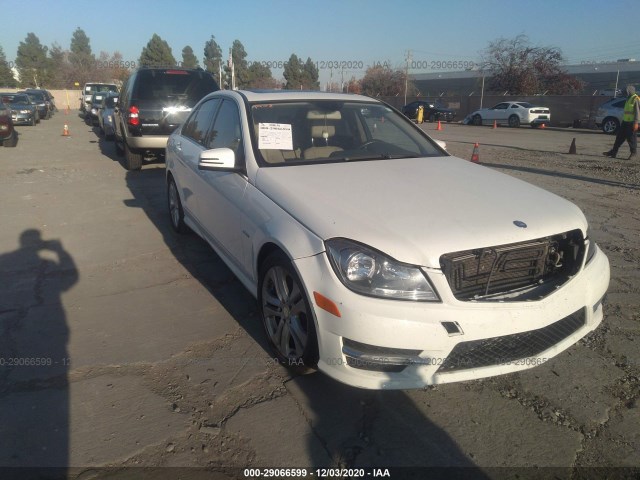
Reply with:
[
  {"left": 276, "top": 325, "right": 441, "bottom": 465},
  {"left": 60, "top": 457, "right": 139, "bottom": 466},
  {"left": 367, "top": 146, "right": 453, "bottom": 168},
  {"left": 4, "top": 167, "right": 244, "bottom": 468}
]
[
  {"left": 440, "top": 230, "right": 584, "bottom": 301},
  {"left": 437, "top": 308, "right": 586, "bottom": 373}
]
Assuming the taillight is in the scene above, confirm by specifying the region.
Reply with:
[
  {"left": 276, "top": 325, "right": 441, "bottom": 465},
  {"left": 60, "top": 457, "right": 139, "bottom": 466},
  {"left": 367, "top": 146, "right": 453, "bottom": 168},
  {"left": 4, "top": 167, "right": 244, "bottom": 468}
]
[{"left": 128, "top": 106, "right": 140, "bottom": 126}]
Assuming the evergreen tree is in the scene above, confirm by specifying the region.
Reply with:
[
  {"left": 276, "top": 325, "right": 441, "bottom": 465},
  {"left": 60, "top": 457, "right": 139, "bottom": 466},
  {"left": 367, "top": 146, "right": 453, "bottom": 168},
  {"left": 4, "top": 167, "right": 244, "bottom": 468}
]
[
  {"left": 203, "top": 35, "right": 223, "bottom": 85},
  {"left": 246, "top": 62, "right": 277, "bottom": 89},
  {"left": 283, "top": 54, "right": 304, "bottom": 90},
  {"left": 48, "top": 42, "right": 69, "bottom": 88},
  {"left": 16, "top": 33, "right": 49, "bottom": 87},
  {"left": 181, "top": 45, "right": 199, "bottom": 68},
  {"left": 224, "top": 40, "right": 249, "bottom": 89},
  {"left": 283, "top": 54, "right": 319, "bottom": 90},
  {"left": 0, "top": 45, "right": 17, "bottom": 88},
  {"left": 302, "top": 57, "right": 319, "bottom": 90},
  {"left": 139, "top": 34, "right": 176, "bottom": 67},
  {"left": 69, "top": 27, "right": 94, "bottom": 70}
]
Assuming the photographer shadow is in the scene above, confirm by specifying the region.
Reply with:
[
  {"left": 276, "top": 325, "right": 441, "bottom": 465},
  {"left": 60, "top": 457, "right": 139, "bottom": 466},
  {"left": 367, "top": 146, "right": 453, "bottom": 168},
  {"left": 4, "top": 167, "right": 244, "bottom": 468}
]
[{"left": 0, "top": 229, "right": 78, "bottom": 476}]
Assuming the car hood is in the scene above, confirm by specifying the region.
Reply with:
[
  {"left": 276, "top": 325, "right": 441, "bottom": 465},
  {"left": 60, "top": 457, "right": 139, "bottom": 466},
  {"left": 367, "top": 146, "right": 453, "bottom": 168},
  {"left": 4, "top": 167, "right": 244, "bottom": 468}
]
[{"left": 254, "top": 156, "right": 587, "bottom": 268}]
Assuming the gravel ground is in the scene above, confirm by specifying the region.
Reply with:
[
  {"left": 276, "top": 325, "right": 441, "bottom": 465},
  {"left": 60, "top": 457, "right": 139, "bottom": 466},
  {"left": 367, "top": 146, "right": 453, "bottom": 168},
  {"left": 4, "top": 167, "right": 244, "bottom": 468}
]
[{"left": 0, "top": 116, "right": 638, "bottom": 479}]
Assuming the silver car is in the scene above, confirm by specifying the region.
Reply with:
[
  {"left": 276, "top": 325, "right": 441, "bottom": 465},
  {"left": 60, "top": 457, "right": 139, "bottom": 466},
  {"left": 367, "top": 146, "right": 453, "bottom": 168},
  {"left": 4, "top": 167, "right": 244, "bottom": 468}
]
[
  {"left": 595, "top": 97, "right": 625, "bottom": 134},
  {"left": 97, "top": 92, "right": 119, "bottom": 140}
]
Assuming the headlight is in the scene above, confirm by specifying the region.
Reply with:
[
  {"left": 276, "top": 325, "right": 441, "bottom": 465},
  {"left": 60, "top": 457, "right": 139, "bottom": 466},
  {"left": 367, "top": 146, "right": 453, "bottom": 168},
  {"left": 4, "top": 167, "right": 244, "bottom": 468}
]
[
  {"left": 107, "top": 115, "right": 113, "bottom": 124},
  {"left": 326, "top": 238, "right": 439, "bottom": 301}
]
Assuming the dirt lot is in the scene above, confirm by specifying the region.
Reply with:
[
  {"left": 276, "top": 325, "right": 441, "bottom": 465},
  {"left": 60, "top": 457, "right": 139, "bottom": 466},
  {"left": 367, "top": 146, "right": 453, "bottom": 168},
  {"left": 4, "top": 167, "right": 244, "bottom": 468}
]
[{"left": 0, "top": 113, "right": 638, "bottom": 479}]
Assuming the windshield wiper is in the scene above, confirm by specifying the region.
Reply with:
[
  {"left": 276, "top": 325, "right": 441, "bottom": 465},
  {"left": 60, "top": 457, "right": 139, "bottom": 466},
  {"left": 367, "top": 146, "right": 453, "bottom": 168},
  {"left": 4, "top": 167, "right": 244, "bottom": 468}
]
[{"left": 340, "top": 153, "right": 414, "bottom": 161}]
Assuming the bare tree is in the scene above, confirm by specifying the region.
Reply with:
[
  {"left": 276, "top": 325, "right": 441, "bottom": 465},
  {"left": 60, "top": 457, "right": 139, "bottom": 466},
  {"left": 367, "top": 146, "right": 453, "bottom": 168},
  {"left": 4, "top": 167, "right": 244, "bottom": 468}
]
[{"left": 481, "top": 35, "right": 584, "bottom": 95}]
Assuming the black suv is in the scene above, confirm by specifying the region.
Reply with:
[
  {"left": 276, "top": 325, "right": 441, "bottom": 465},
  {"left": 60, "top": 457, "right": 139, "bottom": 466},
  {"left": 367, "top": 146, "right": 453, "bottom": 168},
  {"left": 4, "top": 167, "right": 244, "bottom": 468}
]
[{"left": 114, "top": 67, "right": 219, "bottom": 170}]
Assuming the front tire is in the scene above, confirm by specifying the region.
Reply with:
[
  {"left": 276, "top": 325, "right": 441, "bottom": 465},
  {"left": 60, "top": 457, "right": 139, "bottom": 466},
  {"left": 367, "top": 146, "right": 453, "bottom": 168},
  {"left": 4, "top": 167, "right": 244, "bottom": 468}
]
[
  {"left": 258, "top": 251, "right": 318, "bottom": 371},
  {"left": 602, "top": 117, "right": 619, "bottom": 135},
  {"left": 3, "top": 132, "right": 17, "bottom": 147},
  {"left": 472, "top": 114, "right": 482, "bottom": 126}
]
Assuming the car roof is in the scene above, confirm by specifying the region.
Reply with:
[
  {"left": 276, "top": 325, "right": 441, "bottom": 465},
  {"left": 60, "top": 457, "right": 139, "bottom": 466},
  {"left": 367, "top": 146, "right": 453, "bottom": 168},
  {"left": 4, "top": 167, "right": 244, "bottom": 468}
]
[{"left": 229, "top": 89, "right": 375, "bottom": 103}]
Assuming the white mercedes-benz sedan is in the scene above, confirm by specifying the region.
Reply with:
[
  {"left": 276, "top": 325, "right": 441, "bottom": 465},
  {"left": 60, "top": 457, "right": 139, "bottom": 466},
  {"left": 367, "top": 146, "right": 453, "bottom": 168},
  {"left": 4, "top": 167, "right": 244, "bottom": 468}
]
[{"left": 165, "top": 90, "right": 609, "bottom": 390}]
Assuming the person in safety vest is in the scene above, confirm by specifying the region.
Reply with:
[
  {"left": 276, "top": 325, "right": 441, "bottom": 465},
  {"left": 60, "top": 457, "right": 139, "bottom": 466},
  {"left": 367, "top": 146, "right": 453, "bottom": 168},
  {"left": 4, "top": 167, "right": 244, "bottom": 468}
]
[{"left": 603, "top": 85, "right": 639, "bottom": 160}]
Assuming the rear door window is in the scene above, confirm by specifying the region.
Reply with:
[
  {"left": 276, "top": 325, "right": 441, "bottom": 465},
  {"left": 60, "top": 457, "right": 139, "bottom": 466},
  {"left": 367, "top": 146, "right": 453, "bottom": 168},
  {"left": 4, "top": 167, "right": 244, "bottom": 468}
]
[{"left": 182, "top": 99, "right": 220, "bottom": 146}]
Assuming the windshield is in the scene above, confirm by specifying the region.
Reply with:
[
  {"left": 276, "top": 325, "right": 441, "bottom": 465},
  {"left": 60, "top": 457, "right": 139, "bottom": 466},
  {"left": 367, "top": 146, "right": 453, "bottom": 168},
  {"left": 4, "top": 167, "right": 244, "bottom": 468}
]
[
  {"left": 25, "top": 93, "right": 44, "bottom": 102},
  {"left": 3, "top": 95, "right": 29, "bottom": 105},
  {"left": 250, "top": 101, "right": 444, "bottom": 166},
  {"left": 86, "top": 84, "right": 118, "bottom": 94},
  {"left": 132, "top": 69, "right": 217, "bottom": 105}
]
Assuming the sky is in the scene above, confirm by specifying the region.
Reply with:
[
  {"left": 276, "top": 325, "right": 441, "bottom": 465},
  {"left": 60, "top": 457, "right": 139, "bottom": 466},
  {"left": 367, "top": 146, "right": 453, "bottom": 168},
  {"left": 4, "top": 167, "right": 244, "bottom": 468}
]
[{"left": 1, "top": 0, "right": 639, "bottom": 87}]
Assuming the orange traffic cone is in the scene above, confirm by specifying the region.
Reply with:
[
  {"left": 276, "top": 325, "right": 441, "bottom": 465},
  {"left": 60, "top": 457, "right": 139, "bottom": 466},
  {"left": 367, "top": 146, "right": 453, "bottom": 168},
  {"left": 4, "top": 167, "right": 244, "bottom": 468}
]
[
  {"left": 62, "top": 124, "right": 70, "bottom": 136},
  {"left": 540, "top": 123, "right": 546, "bottom": 129},
  {"left": 492, "top": 120, "right": 497, "bottom": 129},
  {"left": 470, "top": 142, "right": 480, "bottom": 163},
  {"left": 436, "top": 120, "right": 443, "bottom": 131},
  {"left": 568, "top": 138, "right": 577, "bottom": 154}
]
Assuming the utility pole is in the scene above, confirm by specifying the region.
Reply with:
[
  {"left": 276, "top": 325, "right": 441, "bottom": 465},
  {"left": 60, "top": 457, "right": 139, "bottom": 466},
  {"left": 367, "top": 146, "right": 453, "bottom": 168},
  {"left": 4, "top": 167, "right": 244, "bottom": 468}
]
[
  {"left": 228, "top": 47, "right": 235, "bottom": 90},
  {"left": 404, "top": 50, "right": 412, "bottom": 105}
]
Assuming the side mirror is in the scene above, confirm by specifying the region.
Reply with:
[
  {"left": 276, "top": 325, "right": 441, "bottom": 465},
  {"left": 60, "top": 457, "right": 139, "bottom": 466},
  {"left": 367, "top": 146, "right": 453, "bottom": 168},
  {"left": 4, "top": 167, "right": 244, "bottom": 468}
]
[
  {"left": 198, "top": 148, "right": 237, "bottom": 171},
  {"left": 434, "top": 139, "right": 447, "bottom": 151}
]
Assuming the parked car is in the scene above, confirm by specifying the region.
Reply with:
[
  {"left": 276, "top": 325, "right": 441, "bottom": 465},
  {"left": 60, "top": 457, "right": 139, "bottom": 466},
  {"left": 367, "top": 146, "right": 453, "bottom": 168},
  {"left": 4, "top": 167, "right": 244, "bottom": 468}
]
[
  {"left": 20, "top": 90, "right": 51, "bottom": 119},
  {"left": 0, "top": 98, "right": 17, "bottom": 147},
  {"left": 402, "top": 100, "right": 456, "bottom": 123},
  {"left": 595, "top": 97, "right": 625, "bottom": 134},
  {"left": 464, "top": 101, "right": 550, "bottom": 128},
  {"left": 114, "top": 67, "right": 219, "bottom": 170},
  {"left": 97, "top": 92, "right": 119, "bottom": 140},
  {"left": 0, "top": 93, "right": 40, "bottom": 126},
  {"left": 26, "top": 88, "right": 56, "bottom": 115},
  {"left": 41, "top": 89, "right": 57, "bottom": 113},
  {"left": 165, "top": 89, "right": 610, "bottom": 390},
  {"left": 80, "top": 82, "right": 118, "bottom": 115},
  {"left": 86, "top": 91, "right": 110, "bottom": 126}
]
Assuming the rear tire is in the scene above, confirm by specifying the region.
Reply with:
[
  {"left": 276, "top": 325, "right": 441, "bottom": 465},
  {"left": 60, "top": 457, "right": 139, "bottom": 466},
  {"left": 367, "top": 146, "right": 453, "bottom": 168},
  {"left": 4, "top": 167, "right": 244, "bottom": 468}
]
[
  {"left": 124, "top": 142, "right": 142, "bottom": 170},
  {"left": 167, "top": 176, "right": 187, "bottom": 233},
  {"left": 115, "top": 136, "right": 124, "bottom": 156},
  {"left": 508, "top": 115, "right": 520, "bottom": 128}
]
